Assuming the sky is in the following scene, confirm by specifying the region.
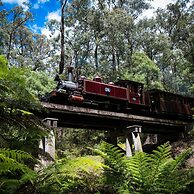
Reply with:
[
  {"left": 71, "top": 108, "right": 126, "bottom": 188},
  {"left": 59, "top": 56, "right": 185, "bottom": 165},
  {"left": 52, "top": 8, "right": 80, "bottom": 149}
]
[{"left": 1, "top": 0, "right": 174, "bottom": 37}]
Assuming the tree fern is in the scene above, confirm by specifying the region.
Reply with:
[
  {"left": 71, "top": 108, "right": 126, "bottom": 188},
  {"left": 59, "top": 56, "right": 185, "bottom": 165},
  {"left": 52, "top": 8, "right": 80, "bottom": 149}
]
[
  {"left": 148, "top": 142, "right": 172, "bottom": 186},
  {"left": 96, "top": 142, "right": 130, "bottom": 189},
  {"left": 36, "top": 156, "right": 106, "bottom": 194},
  {"left": 0, "top": 148, "right": 33, "bottom": 162},
  {"left": 96, "top": 141, "right": 193, "bottom": 194},
  {"left": 126, "top": 152, "right": 151, "bottom": 193},
  {"left": 0, "top": 149, "right": 33, "bottom": 174},
  {"left": 151, "top": 148, "right": 192, "bottom": 194},
  {"left": 0, "top": 149, "right": 37, "bottom": 194}
]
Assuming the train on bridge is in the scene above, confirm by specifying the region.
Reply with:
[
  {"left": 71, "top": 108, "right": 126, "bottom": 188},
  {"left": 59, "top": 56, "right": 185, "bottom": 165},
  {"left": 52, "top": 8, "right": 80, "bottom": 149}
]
[{"left": 46, "top": 67, "right": 194, "bottom": 121}]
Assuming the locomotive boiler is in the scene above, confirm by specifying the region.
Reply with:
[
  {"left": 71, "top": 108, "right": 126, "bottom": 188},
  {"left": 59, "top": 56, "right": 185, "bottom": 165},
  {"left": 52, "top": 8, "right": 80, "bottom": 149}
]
[{"left": 48, "top": 67, "right": 193, "bottom": 121}]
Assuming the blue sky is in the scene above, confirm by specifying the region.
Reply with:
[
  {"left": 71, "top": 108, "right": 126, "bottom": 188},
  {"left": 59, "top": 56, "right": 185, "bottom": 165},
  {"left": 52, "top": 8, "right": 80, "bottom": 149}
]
[
  {"left": 1, "top": 0, "right": 61, "bottom": 34},
  {"left": 1, "top": 0, "right": 174, "bottom": 37}
]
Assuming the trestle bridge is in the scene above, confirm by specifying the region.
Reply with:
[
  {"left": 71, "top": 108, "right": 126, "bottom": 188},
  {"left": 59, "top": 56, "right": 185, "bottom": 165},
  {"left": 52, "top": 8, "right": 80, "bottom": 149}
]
[{"left": 39, "top": 102, "right": 193, "bottom": 164}]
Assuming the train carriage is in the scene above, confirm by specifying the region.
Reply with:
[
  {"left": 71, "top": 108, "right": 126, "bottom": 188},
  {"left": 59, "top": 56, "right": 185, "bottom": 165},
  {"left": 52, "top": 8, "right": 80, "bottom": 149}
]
[
  {"left": 48, "top": 67, "right": 194, "bottom": 121},
  {"left": 146, "top": 89, "right": 193, "bottom": 120}
]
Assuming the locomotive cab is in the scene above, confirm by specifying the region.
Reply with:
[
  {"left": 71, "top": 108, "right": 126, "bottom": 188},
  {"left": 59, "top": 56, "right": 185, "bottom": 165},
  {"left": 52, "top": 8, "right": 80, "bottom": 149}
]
[{"left": 115, "top": 80, "right": 145, "bottom": 105}]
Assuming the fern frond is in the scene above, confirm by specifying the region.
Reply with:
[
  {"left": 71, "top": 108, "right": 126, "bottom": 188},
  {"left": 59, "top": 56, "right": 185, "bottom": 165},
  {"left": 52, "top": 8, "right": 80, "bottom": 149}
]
[
  {"left": 0, "top": 148, "right": 35, "bottom": 176},
  {"left": 36, "top": 156, "right": 106, "bottom": 193},
  {"left": 92, "top": 142, "right": 131, "bottom": 191},
  {"left": 151, "top": 142, "right": 171, "bottom": 162},
  {"left": 170, "top": 148, "right": 191, "bottom": 173},
  {"left": 0, "top": 178, "right": 21, "bottom": 194},
  {"left": 0, "top": 148, "right": 33, "bottom": 163},
  {"left": 148, "top": 142, "right": 171, "bottom": 184},
  {"left": 152, "top": 148, "right": 193, "bottom": 193},
  {"left": 0, "top": 154, "right": 32, "bottom": 175},
  {"left": 0, "top": 83, "right": 11, "bottom": 94},
  {"left": 127, "top": 151, "right": 151, "bottom": 192},
  {"left": 0, "top": 149, "right": 37, "bottom": 193}
]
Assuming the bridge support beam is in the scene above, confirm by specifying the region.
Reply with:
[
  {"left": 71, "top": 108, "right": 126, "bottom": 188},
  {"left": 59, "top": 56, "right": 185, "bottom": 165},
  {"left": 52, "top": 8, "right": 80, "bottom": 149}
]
[
  {"left": 126, "top": 125, "right": 143, "bottom": 157},
  {"left": 40, "top": 118, "right": 58, "bottom": 166},
  {"left": 126, "top": 137, "right": 132, "bottom": 157},
  {"left": 132, "top": 132, "right": 143, "bottom": 152}
]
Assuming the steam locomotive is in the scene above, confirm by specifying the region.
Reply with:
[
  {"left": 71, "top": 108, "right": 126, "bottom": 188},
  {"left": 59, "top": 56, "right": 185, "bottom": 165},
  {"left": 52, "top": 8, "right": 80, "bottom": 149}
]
[{"left": 48, "top": 67, "right": 193, "bottom": 121}]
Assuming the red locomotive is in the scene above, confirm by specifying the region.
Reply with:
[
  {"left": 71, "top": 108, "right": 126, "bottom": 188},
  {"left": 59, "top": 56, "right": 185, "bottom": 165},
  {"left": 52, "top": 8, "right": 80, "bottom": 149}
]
[{"left": 48, "top": 67, "right": 193, "bottom": 121}]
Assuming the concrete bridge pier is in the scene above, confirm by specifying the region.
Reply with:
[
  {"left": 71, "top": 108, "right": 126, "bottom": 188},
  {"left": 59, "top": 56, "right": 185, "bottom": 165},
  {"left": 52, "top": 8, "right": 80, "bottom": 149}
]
[
  {"left": 40, "top": 118, "right": 58, "bottom": 166},
  {"left": 106, "top": 125, "right": 143, "bottom": 157},
  {"left": 126, "top": 136, "right": 133, "bottom": 157},
  {"left": 126, "top": 125, "right": 143, "bottom": 157}
]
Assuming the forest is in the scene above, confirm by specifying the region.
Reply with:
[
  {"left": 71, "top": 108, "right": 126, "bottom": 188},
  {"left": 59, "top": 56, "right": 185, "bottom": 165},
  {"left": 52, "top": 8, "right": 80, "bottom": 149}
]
[{"left": 0, "top": 0, "right": 194, "bottom": 193}]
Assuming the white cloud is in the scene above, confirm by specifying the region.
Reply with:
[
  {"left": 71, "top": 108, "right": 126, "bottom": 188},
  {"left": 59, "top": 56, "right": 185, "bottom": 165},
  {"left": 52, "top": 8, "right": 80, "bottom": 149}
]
[
  {"left": 2, "top": 0, "right": 29, "bottom": 6},
  {"left": 41, "top": 27, "right": 59, "bottom": 39},
  {"left": 2, "top": 0, "right": 29, "bottom": 10},
  {"left": 141, "top": 0, "right": 174, "bottom": 18},
  {"left": 38, "top": 0, "right": 49, "bottom": 3},
  {"left": 30, "top": 24, "right": 58, "bottom": 39},
  {"left": 30, "top": 24, "right": 42, "bottom": 33},
  {"left": 33, "top": 0, "right": 49, "bottom": 9},
  {"left": 33, "top": 3, "right": 39, "bottom": 9},
  {"left": 46, "top": 10, "right": 61, "bottom": 22},
  {"left": 151, "top": 0, "right": 174, "bottom": 9},
  {"left": 41, "top": 27, "right": 51, "bottom": 37}
]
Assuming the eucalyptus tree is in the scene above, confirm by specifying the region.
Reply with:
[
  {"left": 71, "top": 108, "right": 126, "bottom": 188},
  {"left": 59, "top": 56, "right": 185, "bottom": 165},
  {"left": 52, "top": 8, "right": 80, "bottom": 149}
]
[
  {"left": 7, "top": 26, "right": 53, "bottom": 71},
  {"left": 0, "top": 2, "right": 7, "bottom": 54},
  {"left": 47, "top": 0, "right": 153, "bottom": 80},
  {"left": 85, "top": 0, "right": 152, "bottom": 79},
  {"left": 0, "top": 3, "right": 54, "bottom": 72},
  {"left": 59, "top": 0, "right": 68, "bottom": 74},
  {"left": 65, "top": 0, "right": 93, "bottom": 70},
  {"left": 136, "top": 18, "right": 159, "bottom": 61},
  {"left": 154, "top": 0, "right": 194, "bottom": 94},
  {"left": 119, "top": 52, "right": 163, "bottom": 89},
  {"left": 0, "top": 5, "right": 32, "bottom": 61},
  {"left": 46, "top": 0, "right": 93, "bottom": 76}
]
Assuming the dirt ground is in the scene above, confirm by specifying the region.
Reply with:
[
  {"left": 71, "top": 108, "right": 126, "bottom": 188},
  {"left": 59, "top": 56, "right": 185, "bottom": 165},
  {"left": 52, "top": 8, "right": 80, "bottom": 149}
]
[{"left": 171, "top": 136, "right": 194, "bottom": 168}]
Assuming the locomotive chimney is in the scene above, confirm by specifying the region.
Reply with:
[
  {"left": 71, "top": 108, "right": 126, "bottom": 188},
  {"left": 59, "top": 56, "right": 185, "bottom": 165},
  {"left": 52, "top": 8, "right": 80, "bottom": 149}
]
[{"left": 67, "top": 66, "right": 74, "bottom": 81}]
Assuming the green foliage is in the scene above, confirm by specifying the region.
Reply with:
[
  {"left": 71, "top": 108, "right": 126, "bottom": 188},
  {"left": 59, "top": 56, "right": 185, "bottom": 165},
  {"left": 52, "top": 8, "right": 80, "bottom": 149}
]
[
  {"left": 25, "top": 70, "right": 55, "bottom": 98},
  {"left": 0, "top": 55, "right": 48, "bottom": 192},
  {"left": 56, "top": 128, "right": 105, "bottom": 157},
  {"left": 50, "top": 142, "right": 193, "bottom": 193},
  {"left": 96, "top": 142, "right": 193, "bottom": 194},
  {"left": 36, "top": 156, "right": 106, "bottom": 194},
  {"left": 121, "top": 52, "right": 163, "bottom": 89},
  {"left": 95, "top": 142, "right": 129, "bottom": 188},
  {"left": 0, "top": 56, "right": 51, "bottom": 194},
  {"left": 1, "top": 0, "right": 193, "bottom": 95},
  {"left": 0, "top": 55, "right": 39, "bottom": 110},
  {"left": 0, "top": 1, "right": 193, "bottom": 193},
  {"left": 0, "top": 55, "right": 45, "bottom": 152},
  {"left": 0, "top": 148, "right": 37, "bottom": 194}
]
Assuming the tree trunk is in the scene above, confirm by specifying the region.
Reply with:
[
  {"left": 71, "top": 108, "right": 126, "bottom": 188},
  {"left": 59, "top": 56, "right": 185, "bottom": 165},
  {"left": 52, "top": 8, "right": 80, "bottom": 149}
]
[
  {"left": 95, "top": 44, "right": 98, "bottom": 70},
  {"left": 59, "top": 0, "right": 68, "bottom": 74},
  {"left": 112, "top": 47, "right": 116, "bottom": 72},
  {"left": 6, "top": 32, "right": 13, "bottom": 60},
  {"left": 116, "top": 51, "right": 120, "bottom": 70}
]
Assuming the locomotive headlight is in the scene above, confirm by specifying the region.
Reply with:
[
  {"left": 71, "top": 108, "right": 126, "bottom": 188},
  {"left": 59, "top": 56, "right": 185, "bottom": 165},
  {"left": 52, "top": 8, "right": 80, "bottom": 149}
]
[
  {"left": 105, "top": 87, "right": 111, "bottom": 96},
  {"left": 105, "top": 87, "right": 111, "bottom": 93},
  {"left": 58, "top": 89, "right": 67, "bottom": 93}
]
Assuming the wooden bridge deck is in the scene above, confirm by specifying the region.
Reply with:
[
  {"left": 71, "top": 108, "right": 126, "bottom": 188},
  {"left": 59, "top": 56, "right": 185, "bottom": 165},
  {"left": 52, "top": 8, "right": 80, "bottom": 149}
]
[{"left": 41, "top": 102, "right": 193, "bottom": 134}]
